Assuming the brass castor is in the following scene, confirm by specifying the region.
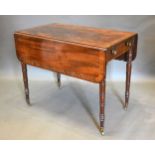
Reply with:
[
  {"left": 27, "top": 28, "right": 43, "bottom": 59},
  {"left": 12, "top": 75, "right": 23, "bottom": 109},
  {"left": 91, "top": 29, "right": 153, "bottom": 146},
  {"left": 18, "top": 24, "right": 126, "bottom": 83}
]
[{"left": 100, "top": 128, "right": 104, "bottom": 136}]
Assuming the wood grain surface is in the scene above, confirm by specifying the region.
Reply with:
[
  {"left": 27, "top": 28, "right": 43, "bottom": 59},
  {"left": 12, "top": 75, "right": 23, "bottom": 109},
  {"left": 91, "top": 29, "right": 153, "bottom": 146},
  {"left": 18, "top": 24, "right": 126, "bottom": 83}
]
[
  {"left": 15, "top": 34, "right": 105, "bottom": 83},
  {"left": 15, "top": 23, "right": 137, "bottom": 51}
]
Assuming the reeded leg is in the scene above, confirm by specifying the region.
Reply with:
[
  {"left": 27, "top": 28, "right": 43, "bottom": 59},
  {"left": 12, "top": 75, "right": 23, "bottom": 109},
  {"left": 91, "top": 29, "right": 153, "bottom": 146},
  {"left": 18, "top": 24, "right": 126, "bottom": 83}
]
[
  {"left": 57, "top": 73, "right": 61, "bottom": 88},
  {"left": 99, "top": 79, "right": 106, "bottom": 135},
  {"left": 21, "top": 62, "right": 30, "bottom": 105},
  {"left": 124, "top": 45, "right": 133, "bottom": 110}
]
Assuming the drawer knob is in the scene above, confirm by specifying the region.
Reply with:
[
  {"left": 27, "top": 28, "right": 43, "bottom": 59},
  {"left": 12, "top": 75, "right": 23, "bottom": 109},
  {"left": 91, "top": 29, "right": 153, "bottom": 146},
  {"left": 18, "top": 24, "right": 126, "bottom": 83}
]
[
  {"left": 125, "top": 41, "right": 132, "bottom": 47},
  {"left": 112, "top": 49, "right": 117, "bottom": 55}
]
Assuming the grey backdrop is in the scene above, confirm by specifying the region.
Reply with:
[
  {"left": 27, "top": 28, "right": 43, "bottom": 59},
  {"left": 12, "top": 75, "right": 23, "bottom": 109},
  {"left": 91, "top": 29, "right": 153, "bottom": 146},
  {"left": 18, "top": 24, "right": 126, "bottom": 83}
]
[{"left": 0, "top": 15, "right": 155, "bottom": 81}]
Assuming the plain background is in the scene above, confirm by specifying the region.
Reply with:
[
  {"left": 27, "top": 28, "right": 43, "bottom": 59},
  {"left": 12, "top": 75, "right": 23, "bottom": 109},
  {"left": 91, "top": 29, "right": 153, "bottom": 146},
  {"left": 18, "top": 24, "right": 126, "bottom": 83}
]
[{"left": 0, "top": 15, "right": 155, "bottom": 81}]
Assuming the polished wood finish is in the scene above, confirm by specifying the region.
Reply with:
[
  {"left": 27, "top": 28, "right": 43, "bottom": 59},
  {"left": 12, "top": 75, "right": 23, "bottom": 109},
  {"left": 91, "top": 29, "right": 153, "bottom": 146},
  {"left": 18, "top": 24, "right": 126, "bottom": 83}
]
[
  {"left": 125, "top": 40, "right": 134, "bottom": 109},
  {"left": 15, "top": 23, "right": 136, "bottom": 50},
  {"left": 21, "top": 62, "right": 30, "bottom": 105},
  {"left": 15, "top": 34, "right": 105, "bottom": 83},
  {"left": 99, "top": 65, "right": 106, "bottom": 135},
  {"left": 14, "top": 23, "right": 138, "bottom": 135}
]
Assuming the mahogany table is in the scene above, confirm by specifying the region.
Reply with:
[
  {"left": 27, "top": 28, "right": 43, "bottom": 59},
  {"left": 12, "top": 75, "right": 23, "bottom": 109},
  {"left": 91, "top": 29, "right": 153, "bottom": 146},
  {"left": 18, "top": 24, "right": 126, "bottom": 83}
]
[{"left": 14, "top": 23, "right": 138, "bottom": 135}]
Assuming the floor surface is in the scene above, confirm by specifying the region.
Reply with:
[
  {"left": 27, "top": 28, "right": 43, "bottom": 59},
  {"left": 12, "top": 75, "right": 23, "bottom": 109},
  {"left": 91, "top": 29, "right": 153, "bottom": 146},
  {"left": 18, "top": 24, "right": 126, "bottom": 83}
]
[{"left": 0, "top": 78, "right": 155, "bottom": 139}]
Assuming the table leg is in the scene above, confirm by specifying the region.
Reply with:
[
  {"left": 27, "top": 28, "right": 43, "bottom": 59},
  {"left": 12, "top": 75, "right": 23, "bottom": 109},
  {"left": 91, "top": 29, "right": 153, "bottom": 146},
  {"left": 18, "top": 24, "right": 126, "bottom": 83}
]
[
  {"left": 57, "top": 73, "right": 61, "bottom": 88},
  {"left": 125, "top": 46, "right": 133, "bottom": 110},
  {"left": 99, "top": 78, "right": 106, "bottom": 135},
  {"left": 21, "top": 62, "right": 30, "bottom": 105}
]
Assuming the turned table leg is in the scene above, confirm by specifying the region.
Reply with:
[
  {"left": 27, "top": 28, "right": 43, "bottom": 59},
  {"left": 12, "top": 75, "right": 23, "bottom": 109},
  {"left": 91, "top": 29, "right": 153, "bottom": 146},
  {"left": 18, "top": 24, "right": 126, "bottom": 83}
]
[
  {"left": 125, "top": 44, "right": 133, "bottom": 110},
  {"left": 21, "top": 62, "right": 30, "bottom": 105},
  {"left": 99, "top": 78, "right": 106, "bottom": 135},
  {"left": 57, "top": 73, "right": 61, "bottom": 88}
]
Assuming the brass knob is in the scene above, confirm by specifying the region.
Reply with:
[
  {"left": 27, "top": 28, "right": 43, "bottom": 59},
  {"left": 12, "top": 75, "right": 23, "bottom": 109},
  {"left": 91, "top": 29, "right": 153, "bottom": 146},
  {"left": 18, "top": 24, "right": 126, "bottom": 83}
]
[
  {"left": 112, "top": 49, "right": 117, "bottom": 55},
  {"left": 125, "top": 41, "right": 132, "bottom": 47}
]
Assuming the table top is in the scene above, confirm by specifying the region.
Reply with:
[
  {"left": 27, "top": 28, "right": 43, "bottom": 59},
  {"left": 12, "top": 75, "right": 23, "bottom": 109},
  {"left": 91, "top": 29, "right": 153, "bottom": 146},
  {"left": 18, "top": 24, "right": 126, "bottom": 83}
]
[{"left": 15, "top": 23, "right": 137, "bottom": 50}]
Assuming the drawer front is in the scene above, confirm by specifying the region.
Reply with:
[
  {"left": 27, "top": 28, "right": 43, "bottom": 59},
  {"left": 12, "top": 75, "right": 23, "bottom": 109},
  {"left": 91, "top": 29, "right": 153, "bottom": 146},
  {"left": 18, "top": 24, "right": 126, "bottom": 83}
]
[
  {"left": 106, "top": 40, "right": 131, "bottom": 61},
  {"left": 14, "top": 34, "right": 105, "bottom": 83}
]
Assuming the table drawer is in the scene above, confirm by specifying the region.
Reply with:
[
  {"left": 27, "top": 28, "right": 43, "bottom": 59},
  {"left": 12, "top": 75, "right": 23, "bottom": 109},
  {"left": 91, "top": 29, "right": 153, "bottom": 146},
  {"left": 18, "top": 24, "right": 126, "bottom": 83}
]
[
  {"left": 106, "top": 40, "right": 132, "bottom": 61},
  {"left": 15, "top": 34, "right": 105, "bottom": 83}
]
